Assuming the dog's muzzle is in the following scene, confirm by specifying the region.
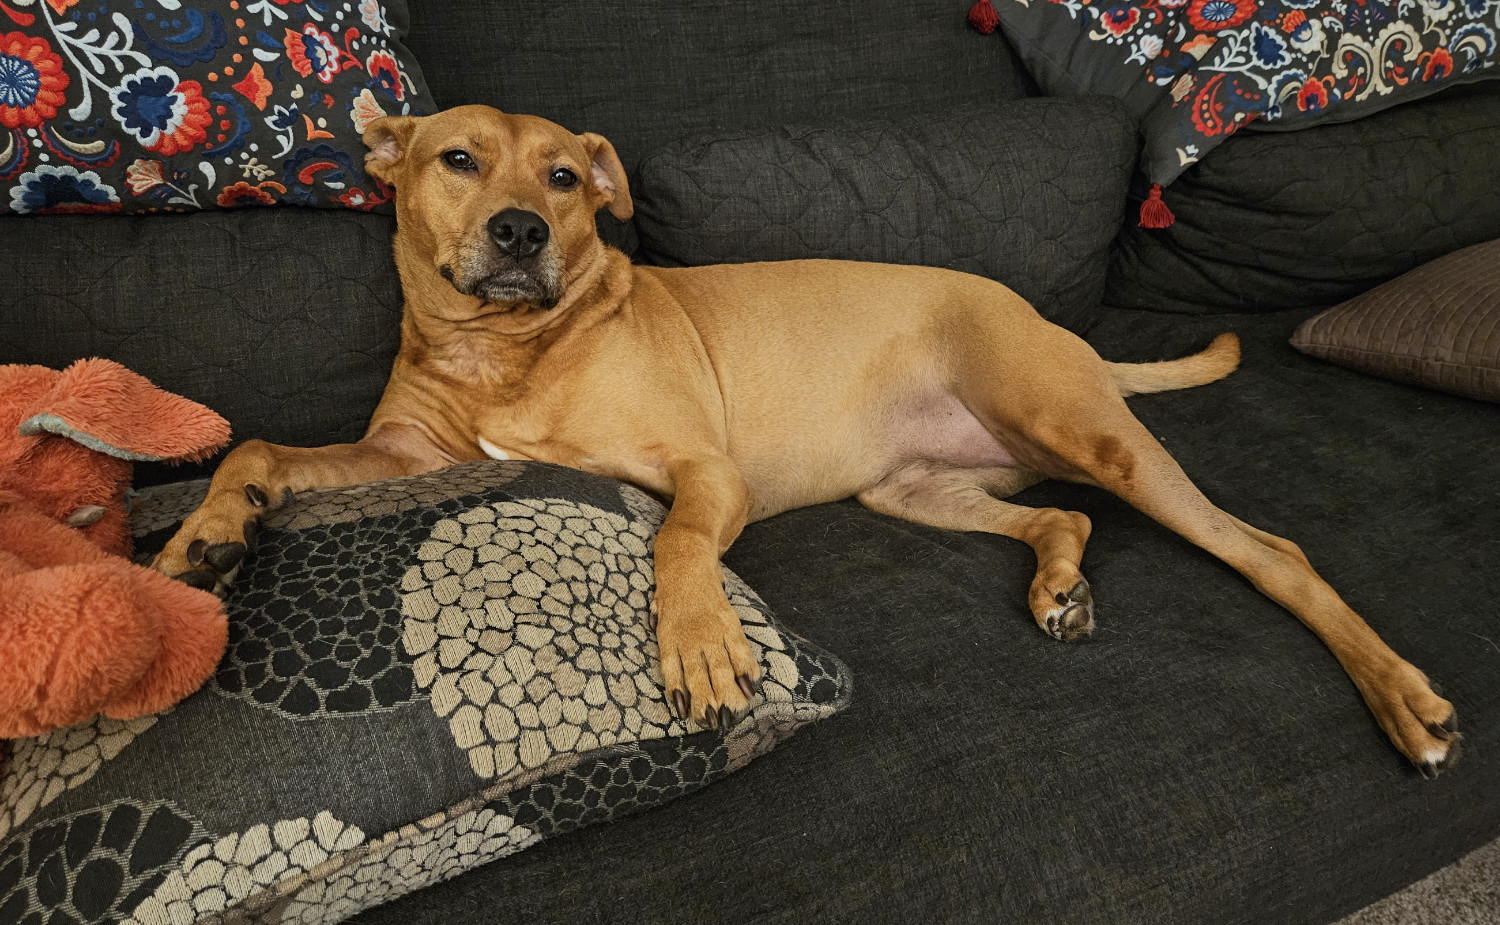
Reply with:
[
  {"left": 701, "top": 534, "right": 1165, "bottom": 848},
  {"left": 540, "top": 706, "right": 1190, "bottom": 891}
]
[{"left": 444, "top": 208, "right": 564, "bottom": 308}]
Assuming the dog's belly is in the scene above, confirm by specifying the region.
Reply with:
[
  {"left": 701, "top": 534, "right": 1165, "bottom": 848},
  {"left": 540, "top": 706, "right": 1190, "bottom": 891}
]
[
  {"left": 737, "top": 388, "right": 1018, "bottom": 521},
  {"left": 883, "top": 387, "right": 1017, "bottom": 470}
]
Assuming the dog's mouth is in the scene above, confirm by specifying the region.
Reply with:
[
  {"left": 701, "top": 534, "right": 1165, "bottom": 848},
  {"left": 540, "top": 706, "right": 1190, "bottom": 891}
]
[{"left": 443, "top": 256, "right": 563, "bottom": 310}]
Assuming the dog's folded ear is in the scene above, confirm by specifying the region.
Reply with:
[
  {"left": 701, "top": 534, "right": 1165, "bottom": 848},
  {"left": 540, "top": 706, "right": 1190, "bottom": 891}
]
[
  {"left": 364, "top": 116, "right": 418, "bottom": 185},
  {"left": 577, "top": 132, "right": 633, "bottom": 222}
]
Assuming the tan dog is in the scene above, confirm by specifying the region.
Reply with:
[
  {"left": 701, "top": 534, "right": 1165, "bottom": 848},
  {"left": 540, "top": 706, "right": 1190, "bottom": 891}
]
[{"left": 155, "top": 105, "right": 1459, "bottom": 775}]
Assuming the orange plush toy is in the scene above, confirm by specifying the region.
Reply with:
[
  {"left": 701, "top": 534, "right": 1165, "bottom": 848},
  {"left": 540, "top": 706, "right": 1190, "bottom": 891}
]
[{"left": 0, "top": 359, "right": 232, "bottom": 738}]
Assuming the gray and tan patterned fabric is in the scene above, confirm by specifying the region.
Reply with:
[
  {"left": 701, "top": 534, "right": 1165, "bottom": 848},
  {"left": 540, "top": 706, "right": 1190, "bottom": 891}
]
[{"left": 0, "top": 461, "right": 851, "bottom": 924}]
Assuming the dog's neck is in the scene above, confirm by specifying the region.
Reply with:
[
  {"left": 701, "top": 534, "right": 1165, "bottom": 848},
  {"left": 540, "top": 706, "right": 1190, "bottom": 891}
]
[{"left": 392, "top": 238, "right": 632, "bottom": 388}]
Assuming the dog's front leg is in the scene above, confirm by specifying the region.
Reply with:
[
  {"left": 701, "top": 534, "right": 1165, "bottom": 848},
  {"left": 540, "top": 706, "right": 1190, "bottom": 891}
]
[
  {"left": 153, "top": 423, "right": 447, "bottom": 593},
  {"left": 653, "top": 458, "right": 764, "bottom": 730}
]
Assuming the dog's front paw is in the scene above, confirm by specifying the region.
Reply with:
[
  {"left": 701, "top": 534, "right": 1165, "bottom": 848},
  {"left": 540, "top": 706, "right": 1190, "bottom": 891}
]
[
  {"left": 654, "top": 597, "right": 763, "bottom": 731},
  {"left": 1363, "top": 661, "right": 1461, "bottom": 778},
  {"left": 152, "top": 484, "right": 268, "bottom": 596}
]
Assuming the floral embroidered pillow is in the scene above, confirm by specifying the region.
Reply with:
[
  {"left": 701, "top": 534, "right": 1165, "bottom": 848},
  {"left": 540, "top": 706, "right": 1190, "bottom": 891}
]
[
  {"left": 0, "top": 0, "right": 433, "bottom": 215},
  {"left": 980, "top": 0, "right": 1500, "bottom": 189}
]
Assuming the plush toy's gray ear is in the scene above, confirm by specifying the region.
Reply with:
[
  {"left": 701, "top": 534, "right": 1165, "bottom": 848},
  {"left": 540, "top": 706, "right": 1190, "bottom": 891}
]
[
  {"left": 17, "top": 358, "right": 230, "bottom": 464},
  {"left": 363, "top": 116, "right": 418, "bottom": 185},
  {"left": 577, "top": 132, "right": 632, "bottom": 221}
]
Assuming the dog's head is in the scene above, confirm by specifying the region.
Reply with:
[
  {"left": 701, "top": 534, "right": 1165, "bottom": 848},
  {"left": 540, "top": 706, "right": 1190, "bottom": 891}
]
[{"left": 363, "top": 105, "right": 631, "bottom": 312}]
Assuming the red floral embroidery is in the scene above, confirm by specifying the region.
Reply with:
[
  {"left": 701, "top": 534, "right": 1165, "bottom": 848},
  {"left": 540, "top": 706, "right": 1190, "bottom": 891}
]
[
  {"left": 1420, "top": 47, "right": 1453, "bottom": 81},
  {"left": 1101, "top": 7, "right": 1140, "bottom": 38},
  {"left": 1186, "top": 0, "right": 1254, "bottom": 33},
  {"left": 216, "top": 180, "right": 285, "bottom": 207},
  {"left": 0, "top": 32, "right": 69, "bottom": 129},
  {"left": 285, "top": 24, "right": 342, "bottom": 84}
]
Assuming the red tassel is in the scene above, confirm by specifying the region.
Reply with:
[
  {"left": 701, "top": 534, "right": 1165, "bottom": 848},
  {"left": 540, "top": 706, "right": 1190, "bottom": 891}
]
[
  {"left": 1138, "top": 183, "right": 1175, "bottom": 229},
  {"left": 968, "top": 0, "right": 1000, "bottom": 34}
]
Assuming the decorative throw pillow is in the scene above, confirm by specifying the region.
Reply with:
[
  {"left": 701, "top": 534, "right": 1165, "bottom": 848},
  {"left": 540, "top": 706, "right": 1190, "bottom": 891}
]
[
  {"left": 974, "top": 0, "right": 1500, "bottom": 191},
  {"left": 1290, "top": 238, "right": 1500, "bottom": 403},
  {"left": 0, "top": 0, "right": 433, "bottom": 215},
  {"left": 0, "top": 461, "right": 852, "bottom": 924},
  {"left": 630, "top": 100, "right": 1136, "bottom": 334},
  {"left": 1104, "top": 81, "right": 1500, "bottom": 314}
]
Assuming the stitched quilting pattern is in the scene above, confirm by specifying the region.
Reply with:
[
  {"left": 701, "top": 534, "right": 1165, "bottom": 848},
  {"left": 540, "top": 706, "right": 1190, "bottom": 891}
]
[
  {"left": 1291, "top": 237, "right": 1500, "bottom": 401},
  {"left": 0, "top": 208, "right": 404, "bottom": 468},
  {"left": 0, "top": 0, "right": 432, "bottom": 215},
  {"left": 1105, "top": 84, "right": 1500, "bottom": 314},
  {"left": 632, "top": 101, "right": 1137, "bottom": 334}
]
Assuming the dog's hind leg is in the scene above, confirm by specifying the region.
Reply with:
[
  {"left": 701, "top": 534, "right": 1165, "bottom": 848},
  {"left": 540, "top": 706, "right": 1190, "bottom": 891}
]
[
  {"left": 986, "top": 370, "right": 1459, "bottom": 773},
  {"left": 858, "top": 463, "right": 1097, "bottom": 641}
]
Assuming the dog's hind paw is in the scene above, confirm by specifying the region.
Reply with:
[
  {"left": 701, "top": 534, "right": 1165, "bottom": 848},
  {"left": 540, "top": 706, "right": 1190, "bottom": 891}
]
[
  {"left": 1037, "top": 576, "right": 1094, "bottom": 642},
  {"left": 1364, "top": 661, "right": 1461, "bottom": 779}
]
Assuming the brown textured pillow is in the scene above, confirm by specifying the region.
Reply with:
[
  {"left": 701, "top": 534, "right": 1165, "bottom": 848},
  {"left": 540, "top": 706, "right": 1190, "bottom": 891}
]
[{"left": 1291, "top": 239, "right": 1500, "bottom": 403}]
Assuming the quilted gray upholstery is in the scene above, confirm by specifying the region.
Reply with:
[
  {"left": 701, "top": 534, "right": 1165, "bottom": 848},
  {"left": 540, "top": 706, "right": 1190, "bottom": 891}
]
[
  {"left": 403, "top": 0, "right": 1037, "bottom": 176},
  {"left": 1108, "top": 83, "right": 1500, "bottom": 314},
  {"left": 632, "top": 101, "right": 1136, "bottom": 334},
  {"left": 1291, "top": 237, "right": 1500, "bottom": 402},
  {"left": 0, "top": 210, "right": 402, "bottom": 482}
]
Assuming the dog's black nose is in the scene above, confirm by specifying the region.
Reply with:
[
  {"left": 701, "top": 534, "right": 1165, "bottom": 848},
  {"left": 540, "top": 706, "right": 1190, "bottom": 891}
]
[{"left": 488, "top": 208, "right": 550, "bottom": 260}]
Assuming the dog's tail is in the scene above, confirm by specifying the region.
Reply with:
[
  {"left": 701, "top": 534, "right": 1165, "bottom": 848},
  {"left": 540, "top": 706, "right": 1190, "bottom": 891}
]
[{"left": 1107, "top": 333, "right": 1240, "bottom": 397}]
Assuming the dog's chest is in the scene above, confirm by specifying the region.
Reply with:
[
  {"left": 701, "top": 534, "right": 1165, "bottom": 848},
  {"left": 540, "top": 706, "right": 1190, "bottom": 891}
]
[{"left": 473, "top": 415, "right": 673, "bottom": 499}]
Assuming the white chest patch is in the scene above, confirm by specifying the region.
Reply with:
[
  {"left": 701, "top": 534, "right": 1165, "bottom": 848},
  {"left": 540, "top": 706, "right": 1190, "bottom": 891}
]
[{"left": 477, "top": 437, "right": 511, "bottom": 461}]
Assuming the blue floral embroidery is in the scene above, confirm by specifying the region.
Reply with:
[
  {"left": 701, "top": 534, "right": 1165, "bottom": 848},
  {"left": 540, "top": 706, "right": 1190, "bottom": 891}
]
[
  {"left": 111, "top": 68, "right": 187, "bottom": 147},
  {"left": 9, "top": 165, "right": 119, "bottom": 214},
  {"left": 0, "top": 0, "right": 431, "bottom": 215},
  {"left": 0, "top": 52, "right": 39, "bottom": 110}
]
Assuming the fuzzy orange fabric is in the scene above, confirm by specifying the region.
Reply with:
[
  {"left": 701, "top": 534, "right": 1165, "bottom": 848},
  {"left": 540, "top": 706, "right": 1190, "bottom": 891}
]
[{"left": 0, "top": 360, "right": 232, "bottom": 738}]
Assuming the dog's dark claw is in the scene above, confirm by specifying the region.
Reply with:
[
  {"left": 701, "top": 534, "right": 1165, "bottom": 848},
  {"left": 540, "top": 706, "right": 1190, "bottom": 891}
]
[
  {"left": 719, "top": 705, "right": 734, "bottom": 731},
  {"left": 672, "top": 689, "right": 688, "bottom": 721},
  {"left": 204, "top": 542, "right": 246, "bottom": 573},
  {"left": 174, "top": 569, "right": 217, "bottom": 591},
  {"left": 245, "top": 483, "right": 269, "bottom": 507},
  {"left": 737, "top": 674, "right": 755, "bottom": 701},
  {"left": 1419, "top": 762, "right": 1437, "bottom": 780},
  {"left": 186, "top": 538, "right": 207, "bottom": 566},
  {"left": 1068, "top": 579, "right": 1093, "bottom": 606},
  {"left": 703, "top": 703, "right": 719, "bottom": 731},
  {"left": 242, "top": 519, "right": 259, "bottom": 548}
]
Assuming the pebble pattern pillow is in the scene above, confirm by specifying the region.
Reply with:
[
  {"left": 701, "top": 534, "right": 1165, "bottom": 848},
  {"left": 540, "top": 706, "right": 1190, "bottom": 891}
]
[
  {"left": 0, "top": 461, "right": 852, "bottom": 924},
  {"left": 0, "top": 0, "right": 433, "bottom": 215}
]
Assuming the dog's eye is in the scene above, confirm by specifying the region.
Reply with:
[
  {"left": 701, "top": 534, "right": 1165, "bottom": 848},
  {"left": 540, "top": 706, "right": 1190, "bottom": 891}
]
[
  {"left": 549, "top": 167, "right": 579, "bottom": 190},
  {"left": 442, "top": 150, "right": 477, "bottom": 171}
]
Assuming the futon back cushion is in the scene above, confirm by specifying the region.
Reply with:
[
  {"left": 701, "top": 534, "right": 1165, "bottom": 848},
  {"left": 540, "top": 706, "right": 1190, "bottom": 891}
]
[
  {"left": 630, "top": 100, "right": 1136, "bottom": 335},
  {"left": 1106, "top": 84, "right": 1500, "bottom": 315}
]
